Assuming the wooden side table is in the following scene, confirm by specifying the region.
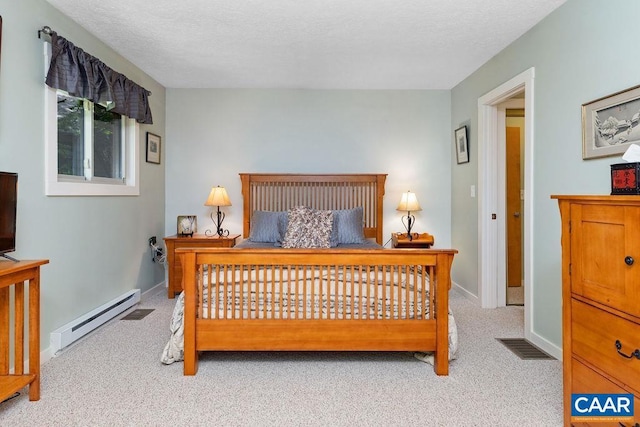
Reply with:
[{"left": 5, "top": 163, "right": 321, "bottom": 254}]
[
  {"left": 164, "top": 234, "right": 240, "bottom": 298},
  {"left": 391, "top": 232, "right": 434, "bottom": 248},
  {"left": 0, "top": 259, "right": 49, "bottom": 402}
]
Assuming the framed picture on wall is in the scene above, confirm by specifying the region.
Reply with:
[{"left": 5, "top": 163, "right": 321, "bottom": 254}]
[
  {"left": 582, "top": 84, "right": 640, "bottom": 159},
  {"left": 455, "top": 125, "right": 469, "bottom": 164},
  {"left": 0, "top": 15, "right": 3, "bottom": 68},
  {"left": 146, "top": 132, "right": 161, "bottom": 164}
]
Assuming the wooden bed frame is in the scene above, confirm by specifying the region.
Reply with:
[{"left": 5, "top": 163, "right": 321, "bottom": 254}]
[{"left": 178, "top": 173, "right": 457, "bottom": 376}]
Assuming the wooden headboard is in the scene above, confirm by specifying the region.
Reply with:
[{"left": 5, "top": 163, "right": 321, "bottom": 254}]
[{"left": 239, "top": 173, "right": 387, "bottom": 244}]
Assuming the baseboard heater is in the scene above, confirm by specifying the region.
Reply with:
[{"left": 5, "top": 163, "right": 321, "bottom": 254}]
[{"left": 50, "top": 289, "right": 140, "bottom": 355}]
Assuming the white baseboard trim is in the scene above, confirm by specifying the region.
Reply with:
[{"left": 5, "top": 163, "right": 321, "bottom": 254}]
[
  {"left": 452, "top": 281, "right": 479, "bottom": 304},
  {"left": 141, "top": 280, "right": 166, "bottom": 300},
  {"left": 529, "top": 330, "right": 563, "bottom": 361}
]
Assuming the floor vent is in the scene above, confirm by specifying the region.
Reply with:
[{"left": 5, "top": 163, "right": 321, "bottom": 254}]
[
  {"left": 50, "top": 289, "right": 140, "bottom": 355},
  {"left": 497, "top": 338, "right": 555, "bottom": 360},
  {"left": 121, "top": 309, "right": 154, "bottom": 320}
]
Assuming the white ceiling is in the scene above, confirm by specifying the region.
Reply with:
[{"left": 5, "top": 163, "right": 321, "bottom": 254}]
[{"left": 45, "top": 0, "right": 566, "bottom": 90}]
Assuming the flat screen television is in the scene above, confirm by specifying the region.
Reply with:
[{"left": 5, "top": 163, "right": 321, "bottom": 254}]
[{"left": 0, "top": 171, "right": 18, "bottom": 261}]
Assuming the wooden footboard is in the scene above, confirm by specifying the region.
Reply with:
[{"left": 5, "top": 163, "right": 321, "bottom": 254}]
[{"left": 179, "top": 248, "right": 456, "bottom": 376}]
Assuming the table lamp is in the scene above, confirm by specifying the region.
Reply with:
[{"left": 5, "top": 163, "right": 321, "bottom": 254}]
[
  {"left": 204, "top": 186, "right": 231, "bottom": 237},
  {"left": 397, "top": 191, "right": 422, "bottom": 241}
]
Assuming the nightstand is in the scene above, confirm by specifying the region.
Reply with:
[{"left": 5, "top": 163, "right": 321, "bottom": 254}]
[
  {"left": 164, "top": 234, "right": 240, "bottom": 298},
  {"left": 391, "top": 232, "right": 434, "bottom": 248}
]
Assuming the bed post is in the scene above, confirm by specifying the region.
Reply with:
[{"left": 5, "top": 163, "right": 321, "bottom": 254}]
[
  {"left": 375, "top": 174, "right": 386, "bottom": 245},
  {"left": 182, "top": 251, "right": 198, "bottom": 375},
  {"left": 240, "top": 173, "right": 251, "bottom": 239},
  {"left": 433, "top": 252, "right": 453, "bottom": 375}
]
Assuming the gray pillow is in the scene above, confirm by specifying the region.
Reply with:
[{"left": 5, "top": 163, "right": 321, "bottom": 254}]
[
  {"left": 282, "top": 206, "right": 333, "bottom": 248},
  {"left": 248, "top": 211, "right": 287, "bottom": 243},
  {"left": 330, "top": 207, "right": 366, "bottom": 246}
]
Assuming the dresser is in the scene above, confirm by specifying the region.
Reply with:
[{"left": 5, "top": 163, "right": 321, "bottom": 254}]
[
  {"left": 164, "top": 234, "right": 239, "bottom": 298},
  {"left": 553, "top": 196, "right": 640, "bottom": 426}
]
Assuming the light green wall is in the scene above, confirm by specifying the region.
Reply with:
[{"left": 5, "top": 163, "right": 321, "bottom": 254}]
[
  {"left": 0, "top": 0, "right": 166, "bottom": 354},
  {"left": 165, "top": 89, "right": 452, "bottom": 248},
  {"left": 451, "top": 0, "right": 640, "bottom": 347}
]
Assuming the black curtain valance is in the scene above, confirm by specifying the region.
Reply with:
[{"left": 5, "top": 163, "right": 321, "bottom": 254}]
[{"left": 45, "top": 31, "right": 153, "bottom": 124}]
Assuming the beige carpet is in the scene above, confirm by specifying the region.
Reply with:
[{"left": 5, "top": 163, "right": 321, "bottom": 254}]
[
  {"left": 507, "top": 285, "right": 524, "bottom": 305},
  {"left": 0, "top": 288, "right": 563, "bottom": 426}
]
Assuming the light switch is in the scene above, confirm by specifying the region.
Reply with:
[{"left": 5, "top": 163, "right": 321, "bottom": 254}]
[{"left": 470, "top": 185, "right": 476, "bottom": 198}]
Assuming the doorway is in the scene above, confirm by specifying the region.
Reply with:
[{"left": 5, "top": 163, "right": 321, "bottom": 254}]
[
  {"left": 477, "top": 68, "right": 535, "bottom": 343},
  {"left": 504, "top": 103, "right": 525, "bottom": 306}
]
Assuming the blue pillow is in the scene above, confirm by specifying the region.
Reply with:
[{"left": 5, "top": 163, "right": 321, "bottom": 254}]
[
  {"left": 249, "top": 211, "right": 288, "bottom": 243},
  {"left": 330, "top": 207, "right": 366, "bottom": 246}
]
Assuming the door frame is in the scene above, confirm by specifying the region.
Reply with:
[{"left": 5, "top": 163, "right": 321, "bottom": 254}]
[{"left": 477, "top": 68, "right": 535, "bottom": 341}]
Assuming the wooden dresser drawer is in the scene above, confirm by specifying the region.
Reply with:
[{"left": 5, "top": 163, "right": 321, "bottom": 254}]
[
  {"left": 571, "top": 358, "right": 640, "bottom": 426},
  {"left": 572, "top": 299, "right": 640, "bottom": 394}
]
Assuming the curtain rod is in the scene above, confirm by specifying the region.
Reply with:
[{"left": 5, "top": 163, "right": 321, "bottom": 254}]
[{"left": 38, "top": 25, "right": 53, "bottom": 42}]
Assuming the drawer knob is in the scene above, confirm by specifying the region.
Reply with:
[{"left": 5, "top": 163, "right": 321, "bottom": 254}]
[
  {"left": 624, "top": 256, "right": 634, "bottom": 266},
  {"left": 615, "top": 340, "right": 640, "bottom": 359}
]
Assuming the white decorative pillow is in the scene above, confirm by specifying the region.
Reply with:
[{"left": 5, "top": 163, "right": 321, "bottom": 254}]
[{"left": 282, "top": 206, "right": 333, "bottom": 248}]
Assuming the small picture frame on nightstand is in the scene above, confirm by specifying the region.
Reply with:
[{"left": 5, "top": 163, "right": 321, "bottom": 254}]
[{"left": 177, "top": 215, "right": 197, "bottom": 237}]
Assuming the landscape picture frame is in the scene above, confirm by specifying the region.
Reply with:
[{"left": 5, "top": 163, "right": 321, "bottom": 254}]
[{"left": 582, "top": 84, "right": 640, "bottom": 159}]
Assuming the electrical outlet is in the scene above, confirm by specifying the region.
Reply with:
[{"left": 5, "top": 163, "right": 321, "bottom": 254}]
[{"left": 149, "top": 236, "right": 157, "bottom": 246}]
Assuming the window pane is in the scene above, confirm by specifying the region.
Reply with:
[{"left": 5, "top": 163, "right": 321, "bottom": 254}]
[
  {"left": 93, "top": 104, "right": 122, "bottom": 179},
  {"left": 57, "top": 94, "right": 84, "bottom": 176}
]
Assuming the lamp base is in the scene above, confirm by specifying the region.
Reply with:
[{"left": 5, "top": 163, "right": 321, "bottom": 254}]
[
  {"left": 205, "top": 208, "right": 230, "bottom": 237},
  {"left": 401, "top": 213, "right": 416, "bottom": 241}
]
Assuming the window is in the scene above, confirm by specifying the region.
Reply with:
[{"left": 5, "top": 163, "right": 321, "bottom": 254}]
[
  {"left": 57, "top": 93, "right": 125, "bottom": 181},
  {"left": 44, "top": 46, "right": 140, "bottom": 196}
]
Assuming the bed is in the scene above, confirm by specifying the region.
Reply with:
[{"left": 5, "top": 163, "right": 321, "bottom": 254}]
[{"left": 163, "top": 173, "right": 458, "bottom": 376}]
